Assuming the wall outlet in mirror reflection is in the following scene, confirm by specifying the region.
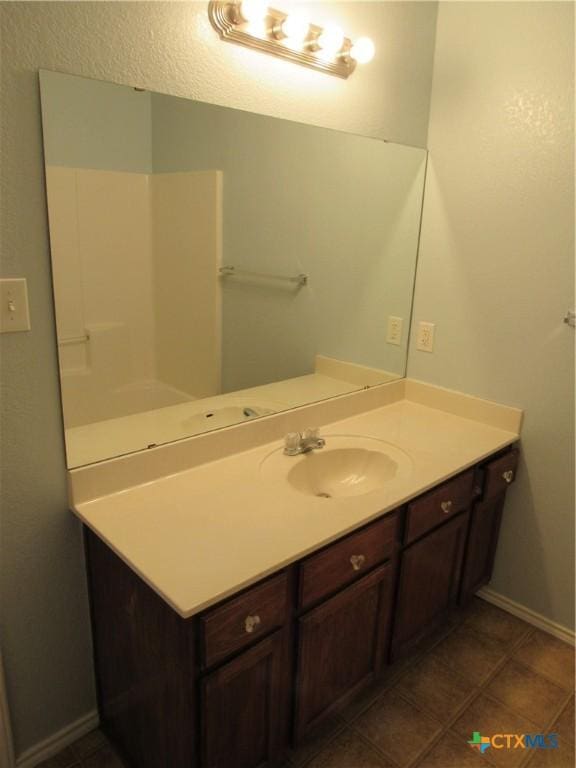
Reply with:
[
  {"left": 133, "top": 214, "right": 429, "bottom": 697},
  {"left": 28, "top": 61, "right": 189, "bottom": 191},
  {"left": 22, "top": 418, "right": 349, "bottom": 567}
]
[
  {"left": 38, "top": 69, "right": 427, "bottom": 468},
  {"left": 386, "top": 316, "right": 403, "bottom": 346}
]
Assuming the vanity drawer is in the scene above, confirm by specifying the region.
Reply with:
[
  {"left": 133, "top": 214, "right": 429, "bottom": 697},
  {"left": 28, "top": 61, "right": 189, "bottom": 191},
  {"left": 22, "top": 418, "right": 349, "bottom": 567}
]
[
  {"left": 405, "top": 470, "right": 475, "bottom": 544},
  {"left": 299, "top": 513, "right": 399, "bottom": 610},
  {"left": 481, "top": 449, "right": 519, "bottom": 501},
  {"left": 201, "top": 571, "right": 289, "bottom": 668}
]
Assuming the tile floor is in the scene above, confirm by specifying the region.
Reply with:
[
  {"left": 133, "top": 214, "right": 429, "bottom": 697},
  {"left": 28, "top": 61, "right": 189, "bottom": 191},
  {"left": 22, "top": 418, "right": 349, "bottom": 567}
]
[{"left": 38, "top": 599, "right": 574, "bottom": 768}]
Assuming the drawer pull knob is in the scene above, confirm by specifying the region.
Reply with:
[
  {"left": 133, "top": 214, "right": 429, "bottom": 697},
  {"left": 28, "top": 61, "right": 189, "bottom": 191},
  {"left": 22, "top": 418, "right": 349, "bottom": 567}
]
[
  {"left": 244, "top": 614, "right": 261, "bottom": 634},
  {"left": 350, "top": 554, "right": 366, "bottom": 571},
  {"left": 502, "top": 470, "right": 514, "bottom": 484},
  {"left": 440, "top": 500, "right": 453, "bottom": 514}
]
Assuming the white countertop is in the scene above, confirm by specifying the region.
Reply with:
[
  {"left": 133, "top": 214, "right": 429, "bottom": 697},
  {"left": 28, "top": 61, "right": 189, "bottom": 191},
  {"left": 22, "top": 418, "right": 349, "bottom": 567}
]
[{"left": 73, "top": 392, "right": 521, "bottom": 618}]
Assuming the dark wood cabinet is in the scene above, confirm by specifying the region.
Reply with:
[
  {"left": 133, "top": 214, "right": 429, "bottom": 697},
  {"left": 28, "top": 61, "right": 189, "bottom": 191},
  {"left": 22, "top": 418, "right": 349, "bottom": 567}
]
[
  {"left": 200, "top": 572, "right": 290, "bottom": 669},
  {"left": 295, "top": 561, "right": 395, "bottom": 740},
  {"left": 202, "top": 630, "right": 289, "bottom": 768},
  {"left": 85, "top": 531, "right": 197, "bottom": 768},
  {"left": 460, "top": 494, "right": 505, "bottom": 605},
  {"left": 481, "top": 449, "right": 518, "bottom": 502},
  {"left": 391, "top": 511, "right": 469, "bottom": 660},
  {"left": 459, "top": 449, "right": 518, "bottom": 605},
  {"left": 298, "top": 514, "right": 399, "bottom": 610},
  {"left": 85, "top": 445, "right": 518, "bottom": 768},
  {"left": 404, "top": 470, "right": 474, "bottom": 544}
]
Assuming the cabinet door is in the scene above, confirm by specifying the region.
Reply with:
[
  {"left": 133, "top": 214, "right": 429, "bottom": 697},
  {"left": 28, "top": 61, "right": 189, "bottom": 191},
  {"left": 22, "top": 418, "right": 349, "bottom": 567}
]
[
  {"left": 202, "top": 630, "right": 288, "bottom": 768},
  {"left": 460, "top": 494, "right": 505, "bottom": 605},
  {"left": 391, "top": 512, "right": 469, "bottom": 660},
  {"left": 295, "top": 561, "right": 395, "bottom": 741}
]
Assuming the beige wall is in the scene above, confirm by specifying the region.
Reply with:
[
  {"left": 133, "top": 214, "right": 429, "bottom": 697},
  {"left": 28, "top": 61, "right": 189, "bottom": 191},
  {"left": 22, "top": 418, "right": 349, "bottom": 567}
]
[
  {"left": 153, "top": 170, "right": 222, "bottom": 399},
  {"left": 409, "top": 2, "right": 575, "bottom": 629},
  {"left": 0, "top": 1, "right": 438, "bottom": 757},
  {"left": 46, "top": 167, "right": 157, "bottom": 427},
  {"left": 46, "top": 165, "right": 222, "bottom": 439}
]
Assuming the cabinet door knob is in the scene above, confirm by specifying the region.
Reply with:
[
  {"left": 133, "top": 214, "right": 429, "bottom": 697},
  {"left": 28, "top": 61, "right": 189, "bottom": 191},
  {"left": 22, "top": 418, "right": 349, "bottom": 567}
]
[
  {"left": 440, "top": 500, "right": 453, "bottom": 514},
  {"left": 350, "top": 554, "right": 366, "bottom": 571},
  {"left": 244, "top": 614, "right": 261, "bottom": 634},
  {"left": 502, "top": 470, "right": 514, "bottom": 484}
]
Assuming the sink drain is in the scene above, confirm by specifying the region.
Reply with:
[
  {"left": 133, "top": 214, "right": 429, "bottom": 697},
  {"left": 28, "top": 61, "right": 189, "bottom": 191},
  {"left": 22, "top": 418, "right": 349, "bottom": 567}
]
[{"left": 316, "top": 492, "right": 332, "bottom": 499}]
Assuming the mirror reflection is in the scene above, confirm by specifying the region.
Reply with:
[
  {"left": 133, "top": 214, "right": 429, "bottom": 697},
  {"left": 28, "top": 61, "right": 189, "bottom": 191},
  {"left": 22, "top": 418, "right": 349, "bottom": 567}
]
[{"left": 39, "top": 70, "right": 427, "bottom": 468}]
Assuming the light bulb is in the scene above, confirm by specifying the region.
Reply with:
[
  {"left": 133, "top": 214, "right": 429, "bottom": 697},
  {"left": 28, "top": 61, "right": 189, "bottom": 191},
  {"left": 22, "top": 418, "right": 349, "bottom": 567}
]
[
  {"left": 239, "top": 0, "right": 268, "bottom": 24},
  {"left": 350, "top": 37, "right": 375, "bottom": 64},
  {"left": 281, "top": 14, "right": 310, "bottom": 42},
  {"left": 317, "top": 25, "right": 345, "bottom": 55}
]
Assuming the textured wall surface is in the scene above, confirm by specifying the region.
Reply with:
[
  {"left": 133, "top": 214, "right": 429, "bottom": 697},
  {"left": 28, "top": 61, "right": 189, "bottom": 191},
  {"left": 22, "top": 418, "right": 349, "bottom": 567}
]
[
  {"left": 0, "top": 1, "right": 438, "bottom": 756},
  {"left": 409, "top": 2, "right": 575, "bottom": 629}
]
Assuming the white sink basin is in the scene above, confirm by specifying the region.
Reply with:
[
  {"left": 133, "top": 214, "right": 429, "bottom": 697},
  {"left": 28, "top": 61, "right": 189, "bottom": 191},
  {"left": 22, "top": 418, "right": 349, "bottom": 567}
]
[{"left": 260, "top": 435, "right": 413, "bottom": 498}]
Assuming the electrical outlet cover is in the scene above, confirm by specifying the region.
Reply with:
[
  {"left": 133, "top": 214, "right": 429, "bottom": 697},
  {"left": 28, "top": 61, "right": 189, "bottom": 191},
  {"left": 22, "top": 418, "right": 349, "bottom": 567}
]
[{"left": 416, "top": 321, "right": 435, "bottom": 352}]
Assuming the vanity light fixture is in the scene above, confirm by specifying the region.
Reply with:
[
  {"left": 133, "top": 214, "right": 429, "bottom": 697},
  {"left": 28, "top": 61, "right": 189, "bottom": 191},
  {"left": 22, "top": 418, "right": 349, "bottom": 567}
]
[
  {"left": 316, "top": 25, "right": 345, "bottom": 56},
  {"left": 208, "top": 1, "right": 375, "bottom": 78},
  {"left": 276, "top": 13, "right": 310, "bottom": 44},
  {"left": 238, "top": 0, "right": 268, "bottom": 24},
  {"left": 350, "top": 37, "right": 376, "bottom": 65}
]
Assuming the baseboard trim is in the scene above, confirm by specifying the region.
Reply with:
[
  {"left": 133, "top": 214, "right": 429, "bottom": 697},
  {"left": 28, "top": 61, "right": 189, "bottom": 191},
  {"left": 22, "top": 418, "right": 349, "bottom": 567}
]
[
  {"left": 478, "top": 587, "right": 575, "bottom": 646},
  {"left": 16, "top": 710, "right": 99, "bottom": 768}
]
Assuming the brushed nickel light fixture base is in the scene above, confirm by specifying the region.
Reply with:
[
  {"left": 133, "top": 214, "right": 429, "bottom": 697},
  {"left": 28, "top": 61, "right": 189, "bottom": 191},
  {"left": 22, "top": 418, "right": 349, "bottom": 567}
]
[{"left": 208, "top": 1, "right": 357, "bottom": 79}]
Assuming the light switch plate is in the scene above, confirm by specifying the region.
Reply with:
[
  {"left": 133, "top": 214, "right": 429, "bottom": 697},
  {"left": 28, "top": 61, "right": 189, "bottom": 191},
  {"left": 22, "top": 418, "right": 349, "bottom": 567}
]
[
  {"left": 386, "top": 316, "right": 403, "bottom": 345},
  {"left": 416, "top": 321, "right": 435, "bottom": 352},
  {"left": 0, "top": 278, "right": 31, "bottom": 333}
]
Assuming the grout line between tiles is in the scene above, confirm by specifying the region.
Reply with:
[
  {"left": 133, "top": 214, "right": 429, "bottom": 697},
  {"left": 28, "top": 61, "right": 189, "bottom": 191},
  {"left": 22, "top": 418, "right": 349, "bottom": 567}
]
[
  {"left": 408, "top": 676, "right": 504, "bottom": 768},
  {"left": 466, "top": 621, "right": 537, "bottom": 692},
  {"left": 504, "top": 655, "right": 575, "bottom": 694},
  {"left": 464, "top": 620, "right": 535, "bottom": 652},
  {"left": 390, "top": 652, "right": 483, "bottom": 717},
  {"left": 482, "top": 672, "right": 573, "bottom": 732},
  {"left": 402, "top": 724, "right": 459, "bottom": 768},
  {"left": 354, "top": 689, "right": 447, "bottom": 768},
  {"left": 341, "top": 670, "right": 413, "bottom": 726},
  {"left": 542, "top": 689, "right": 574, "bottom": 733},
  {"left": 554, "top": 693, "right": 576, "bottom": 744},
  {"left": 349, "top": 727, "right": 405, "bottom": 768},
  {"left": 478, "top": 651, "right": 516, "bottom": 688}
]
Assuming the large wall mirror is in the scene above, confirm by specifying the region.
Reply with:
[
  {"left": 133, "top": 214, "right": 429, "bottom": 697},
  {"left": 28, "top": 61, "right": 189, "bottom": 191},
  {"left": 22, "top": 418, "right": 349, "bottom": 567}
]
[{"left": 39, "top": 70, "right": 427, "bottom": 468}]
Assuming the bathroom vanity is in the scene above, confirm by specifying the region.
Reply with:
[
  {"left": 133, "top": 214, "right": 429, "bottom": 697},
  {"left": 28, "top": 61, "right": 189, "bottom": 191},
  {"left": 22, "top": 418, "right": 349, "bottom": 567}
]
[
  {"left": 73, "top": 384, "right": 521, "bottom": 768},
  {"left": 38, "top": 68, "right": 523, "bottom": 768}
]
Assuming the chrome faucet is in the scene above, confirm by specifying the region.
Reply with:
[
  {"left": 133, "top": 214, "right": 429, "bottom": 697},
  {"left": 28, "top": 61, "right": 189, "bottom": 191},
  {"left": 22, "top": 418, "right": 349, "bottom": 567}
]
[{"left": 284, "top": 428, "right": 326, "bottom": 456}]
